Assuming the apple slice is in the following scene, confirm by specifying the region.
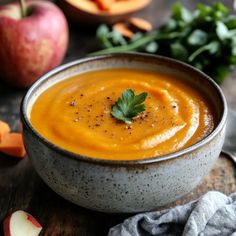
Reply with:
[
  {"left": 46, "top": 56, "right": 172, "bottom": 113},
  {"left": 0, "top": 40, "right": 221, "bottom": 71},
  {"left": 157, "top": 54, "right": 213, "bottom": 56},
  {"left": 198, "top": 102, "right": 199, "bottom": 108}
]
[{"left": 4, "top": 210, "right": 42, "bottom": 236}]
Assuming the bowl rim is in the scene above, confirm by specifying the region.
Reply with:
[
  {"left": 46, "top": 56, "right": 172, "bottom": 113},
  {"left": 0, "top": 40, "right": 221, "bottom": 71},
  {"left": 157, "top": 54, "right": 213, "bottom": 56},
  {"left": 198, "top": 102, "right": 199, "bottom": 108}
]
[{"left": 21, "top": 53, "right": 228, "bottom": 166}]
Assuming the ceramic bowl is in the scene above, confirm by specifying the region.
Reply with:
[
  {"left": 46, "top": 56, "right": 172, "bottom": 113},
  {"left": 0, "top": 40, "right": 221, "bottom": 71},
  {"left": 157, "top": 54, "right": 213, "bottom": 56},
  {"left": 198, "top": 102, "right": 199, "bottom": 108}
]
[
  {"left": 21, "top": 53, "right": 227, "bottom": 213},
  {"left": 58, "top": 0, "right": 151, "bottom": 25}
]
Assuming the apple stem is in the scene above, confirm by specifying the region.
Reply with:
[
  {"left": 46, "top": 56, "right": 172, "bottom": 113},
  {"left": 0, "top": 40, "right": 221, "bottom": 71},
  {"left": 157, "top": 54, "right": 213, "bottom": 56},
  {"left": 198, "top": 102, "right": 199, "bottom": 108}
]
[{"left": 20, "top": 0, "right": 27, "bottom": 18}]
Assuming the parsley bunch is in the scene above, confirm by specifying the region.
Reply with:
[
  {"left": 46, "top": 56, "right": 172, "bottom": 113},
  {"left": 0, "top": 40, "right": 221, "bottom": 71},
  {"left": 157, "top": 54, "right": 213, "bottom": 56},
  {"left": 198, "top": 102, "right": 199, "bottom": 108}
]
[{"left": 93, "top": 2, "right": 236, "bottom": 84}]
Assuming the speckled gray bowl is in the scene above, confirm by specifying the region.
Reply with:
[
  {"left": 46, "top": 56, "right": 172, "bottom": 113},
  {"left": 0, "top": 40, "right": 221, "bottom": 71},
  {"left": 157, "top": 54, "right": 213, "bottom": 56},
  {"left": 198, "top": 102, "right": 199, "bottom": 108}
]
[{"left": 21, "top": 53, "right": 227, "bottom": 213}]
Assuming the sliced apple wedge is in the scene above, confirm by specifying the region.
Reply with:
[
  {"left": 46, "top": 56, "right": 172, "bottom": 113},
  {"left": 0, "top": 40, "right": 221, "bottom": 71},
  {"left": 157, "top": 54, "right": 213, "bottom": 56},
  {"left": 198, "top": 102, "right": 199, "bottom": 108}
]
[{"left": 4, "top": 210, "right": 42, "bottom": 236}]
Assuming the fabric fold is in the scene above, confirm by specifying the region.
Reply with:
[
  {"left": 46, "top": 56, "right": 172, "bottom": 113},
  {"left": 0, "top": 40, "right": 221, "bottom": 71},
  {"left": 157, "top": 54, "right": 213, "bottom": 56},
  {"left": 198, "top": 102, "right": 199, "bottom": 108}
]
[{"left": 108, "top": 191, "right": 236, "bottom": 236}]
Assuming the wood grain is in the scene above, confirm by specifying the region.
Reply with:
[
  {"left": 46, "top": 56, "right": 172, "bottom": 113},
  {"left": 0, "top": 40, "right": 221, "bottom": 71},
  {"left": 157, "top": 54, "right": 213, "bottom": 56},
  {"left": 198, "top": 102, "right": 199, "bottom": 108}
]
[{"left": 0, "top": 0, "right": 236, "bottom": 235}]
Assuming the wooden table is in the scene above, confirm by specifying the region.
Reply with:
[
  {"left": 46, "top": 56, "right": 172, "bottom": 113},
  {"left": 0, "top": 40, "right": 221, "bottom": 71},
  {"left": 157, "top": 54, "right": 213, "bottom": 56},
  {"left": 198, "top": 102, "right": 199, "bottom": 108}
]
[{"left": 0, "top": 1, "right": 236, "bottom": 235}]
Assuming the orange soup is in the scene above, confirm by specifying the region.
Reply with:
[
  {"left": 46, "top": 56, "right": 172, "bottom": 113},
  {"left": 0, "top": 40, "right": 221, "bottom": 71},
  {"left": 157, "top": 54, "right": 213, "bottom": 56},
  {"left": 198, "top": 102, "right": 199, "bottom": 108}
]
[{"left": 30, "top": 69, "right": 214, "bottom": 160}]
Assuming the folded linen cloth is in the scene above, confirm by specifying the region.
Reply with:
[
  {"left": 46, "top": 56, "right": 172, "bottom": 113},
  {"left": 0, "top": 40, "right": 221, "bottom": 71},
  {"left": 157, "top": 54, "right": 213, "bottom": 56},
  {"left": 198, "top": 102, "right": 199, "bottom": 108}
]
[{"left": 108, "top": 191, "right": 236, "bottom": 236}]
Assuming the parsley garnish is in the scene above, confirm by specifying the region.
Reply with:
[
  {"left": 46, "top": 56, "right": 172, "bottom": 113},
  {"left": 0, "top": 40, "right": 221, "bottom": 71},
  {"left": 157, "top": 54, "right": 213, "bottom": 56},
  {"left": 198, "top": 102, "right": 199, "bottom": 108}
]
[{"left": 111, "top": 89, "right": 148, "bottom": 124}]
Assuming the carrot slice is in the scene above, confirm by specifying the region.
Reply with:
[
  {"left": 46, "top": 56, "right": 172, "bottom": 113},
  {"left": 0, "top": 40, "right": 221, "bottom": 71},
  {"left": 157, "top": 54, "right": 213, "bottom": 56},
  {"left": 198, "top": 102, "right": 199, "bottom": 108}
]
[
  {"left": 0, "top": 133, "right": 26, "bottom": 158},
  {"left": 112, "top": 23, "right": 134, "bottom": 38},
  {"left": 129, "top": 17, "right": 153, "bottom": 32},
  {"left": 93, "top": 0, "right": 114, "bottom": 11},
  {"left": 0, "top": 120, "right": 10, "bottom": 142}
]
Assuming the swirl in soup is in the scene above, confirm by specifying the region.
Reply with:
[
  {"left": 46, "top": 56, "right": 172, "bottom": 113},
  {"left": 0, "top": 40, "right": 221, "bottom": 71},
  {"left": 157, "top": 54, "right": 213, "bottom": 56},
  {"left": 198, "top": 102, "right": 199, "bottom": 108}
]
[{"left": 30, "top": 68, "right": 214, "bottom": 160}]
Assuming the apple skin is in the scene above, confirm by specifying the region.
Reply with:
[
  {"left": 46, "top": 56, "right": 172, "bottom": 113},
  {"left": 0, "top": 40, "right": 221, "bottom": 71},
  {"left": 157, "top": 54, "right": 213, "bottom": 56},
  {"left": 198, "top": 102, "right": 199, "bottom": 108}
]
[
  {"left": 0, "top": 1, "right": 68, "bottom": 88},
  {"left": 3, "top": 210, "right": 42, "bottom": 236}
]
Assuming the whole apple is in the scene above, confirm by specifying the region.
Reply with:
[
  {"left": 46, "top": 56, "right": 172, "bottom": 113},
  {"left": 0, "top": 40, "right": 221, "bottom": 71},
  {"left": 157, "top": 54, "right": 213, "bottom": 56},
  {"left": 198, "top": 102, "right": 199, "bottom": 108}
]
[{"left": 0, "top": 0, "right": 68, "bottom": 88}]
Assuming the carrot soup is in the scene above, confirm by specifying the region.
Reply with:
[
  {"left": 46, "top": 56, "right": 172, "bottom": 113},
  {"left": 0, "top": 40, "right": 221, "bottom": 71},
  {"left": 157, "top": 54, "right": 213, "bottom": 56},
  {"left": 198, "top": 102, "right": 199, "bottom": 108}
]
[{"left": 30, "top": 68, "right": 214, "bottom": 160}]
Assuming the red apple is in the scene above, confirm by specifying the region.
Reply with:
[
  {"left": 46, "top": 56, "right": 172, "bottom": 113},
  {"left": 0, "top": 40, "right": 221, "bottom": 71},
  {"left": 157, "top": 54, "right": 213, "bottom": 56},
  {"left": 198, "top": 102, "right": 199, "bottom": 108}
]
[
  {"left": 0, "top": 0, "right": 68, "bottom": 88},
  {"left": 4, "top": 210, "right": 42, "bottom": 236}
]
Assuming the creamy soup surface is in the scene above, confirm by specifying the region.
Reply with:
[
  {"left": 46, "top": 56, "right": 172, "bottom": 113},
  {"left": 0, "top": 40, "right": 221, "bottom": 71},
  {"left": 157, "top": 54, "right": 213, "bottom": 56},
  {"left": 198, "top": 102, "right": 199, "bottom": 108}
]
[{"left": 30, "top": 69, "right": 215, "bottom": 160}]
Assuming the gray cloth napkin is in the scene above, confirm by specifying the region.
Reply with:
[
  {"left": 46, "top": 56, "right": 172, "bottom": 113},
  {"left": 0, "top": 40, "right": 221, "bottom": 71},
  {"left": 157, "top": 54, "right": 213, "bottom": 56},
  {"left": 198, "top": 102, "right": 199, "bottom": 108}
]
[{"left": 108, "top": 191, "right": 236, "bottom": 236}]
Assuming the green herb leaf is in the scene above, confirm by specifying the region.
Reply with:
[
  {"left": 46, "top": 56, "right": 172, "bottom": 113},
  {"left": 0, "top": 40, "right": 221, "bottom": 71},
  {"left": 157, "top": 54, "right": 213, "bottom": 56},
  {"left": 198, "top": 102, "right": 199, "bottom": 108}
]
[
  {"left": 97, "top": 24, "right": 109, "bottom": 38},
  {"left": 93, "top": 2, "right": 236, "bottom": 84},
  {"left": 172, "top": 2, "right": 192, "bottom": 23},
  {"left": 170, "top": 42, "right": 188, "bottom": 60},
  {"left": 145, "top": 41, "right": 158, "bottom": 53},
  {"left": 111, "top": 89, "right": 148, "bottom": 124},
  {"left": 216, "top": 21, "right": 230, "bottom": 40},
  {"left": 96, "top": 24, "right": 113, "bottom": 48},
  {"left": 109, "top": 30, "right": 127, "bottom": 46},
  {"left": 188, "top": 29, "right": 208, "bottom": 46}
]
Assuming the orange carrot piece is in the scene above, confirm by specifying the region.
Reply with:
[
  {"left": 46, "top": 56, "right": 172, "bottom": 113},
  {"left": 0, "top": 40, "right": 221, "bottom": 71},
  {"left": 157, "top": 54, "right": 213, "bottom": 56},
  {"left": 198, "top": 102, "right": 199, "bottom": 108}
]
[
  {"left": 94, "top": 0, "right": 114, "bottom": 11},
  {"left": 112, "top": 23, "right": 134, "bottom": 38},
  {"left": 0, "top": 133, "right": 26, "bottom": 158},
  {"left": 129, "top": 17, "right": 153, "bottom": 32},
  {"left": 0, "top": 120, "right": 10, "bottom": 142}
]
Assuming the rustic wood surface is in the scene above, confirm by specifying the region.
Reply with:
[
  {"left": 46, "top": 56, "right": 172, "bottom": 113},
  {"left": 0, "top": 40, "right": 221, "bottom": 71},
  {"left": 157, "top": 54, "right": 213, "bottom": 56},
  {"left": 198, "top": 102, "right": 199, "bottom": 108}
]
[{"left": 0, "top": 0, "right": 236, "bottom": 235}]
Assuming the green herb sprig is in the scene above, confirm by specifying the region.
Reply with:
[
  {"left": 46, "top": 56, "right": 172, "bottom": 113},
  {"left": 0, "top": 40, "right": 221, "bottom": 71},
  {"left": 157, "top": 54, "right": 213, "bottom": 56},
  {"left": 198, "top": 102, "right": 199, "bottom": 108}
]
[
  {"left": 111, "top": 89, "right": 148, "bottom": 124},
  {"left": 92, "top": 2, "right": 236, "bottom": 84}
]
